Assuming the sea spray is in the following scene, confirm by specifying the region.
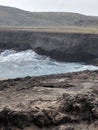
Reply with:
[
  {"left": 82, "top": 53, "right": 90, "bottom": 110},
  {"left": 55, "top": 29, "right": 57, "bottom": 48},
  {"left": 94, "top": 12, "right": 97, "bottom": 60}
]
[{"left": 0, "top": 50, "right": 98, "bottom": 78}]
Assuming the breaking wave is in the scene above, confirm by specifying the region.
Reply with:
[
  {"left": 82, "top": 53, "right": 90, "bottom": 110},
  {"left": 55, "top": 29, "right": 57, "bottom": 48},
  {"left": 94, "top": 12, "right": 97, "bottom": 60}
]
[{"left": 0, "top": 50, "right": 98, "bottom": 78}]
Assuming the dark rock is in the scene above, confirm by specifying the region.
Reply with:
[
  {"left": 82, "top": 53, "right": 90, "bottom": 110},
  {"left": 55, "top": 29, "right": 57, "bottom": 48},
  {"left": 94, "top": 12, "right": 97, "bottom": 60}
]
[
  {"left": 0, "top": 70, "right": 98, "bottom": 129},
  {"left": 0, "top": 30, "right": 98, "bottom": 63},
  {"left": 58, "top": 93, "right": 98, "bottom": 122},
  {"left": 86, "top": 58, "right": 98, "bottom": 66}
]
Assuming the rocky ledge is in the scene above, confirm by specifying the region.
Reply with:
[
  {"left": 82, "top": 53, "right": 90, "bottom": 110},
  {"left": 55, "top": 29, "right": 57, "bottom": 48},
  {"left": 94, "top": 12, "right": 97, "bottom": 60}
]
[
  {"left": 0, "top": 30, "right": 98, "bottom": 65},
  {"left": 0, "top": 70, "right": 98, "bottom": 130}
]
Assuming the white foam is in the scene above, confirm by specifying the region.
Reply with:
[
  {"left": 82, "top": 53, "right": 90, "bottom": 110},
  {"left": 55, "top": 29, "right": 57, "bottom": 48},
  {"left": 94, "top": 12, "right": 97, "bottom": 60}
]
[{"left": 0, "top": 50, "right": 98, "bottom": 78}]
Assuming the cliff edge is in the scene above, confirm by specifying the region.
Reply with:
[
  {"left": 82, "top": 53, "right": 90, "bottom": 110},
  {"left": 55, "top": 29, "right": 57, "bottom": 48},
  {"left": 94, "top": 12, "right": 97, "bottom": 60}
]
[{"left": 0, "top": 29, "right": 98, "bottom": 64}]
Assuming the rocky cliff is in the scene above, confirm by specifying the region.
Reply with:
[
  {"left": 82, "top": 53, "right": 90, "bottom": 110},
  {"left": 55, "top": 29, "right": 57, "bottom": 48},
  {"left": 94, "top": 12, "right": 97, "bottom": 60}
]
[{"left": 0, "top": 30, "right": 98, "bottom": 63}]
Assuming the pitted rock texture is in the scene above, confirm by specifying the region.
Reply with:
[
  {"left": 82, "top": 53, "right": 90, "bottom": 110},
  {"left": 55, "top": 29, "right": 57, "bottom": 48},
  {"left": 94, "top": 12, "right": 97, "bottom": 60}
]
[{"left": 0, "top": 70, "right": 98, "bottom": 130}]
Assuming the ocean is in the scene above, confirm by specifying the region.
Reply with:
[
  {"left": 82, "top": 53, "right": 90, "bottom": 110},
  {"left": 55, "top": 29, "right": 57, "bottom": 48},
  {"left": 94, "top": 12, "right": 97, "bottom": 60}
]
[{"left": 0, "top": 50, "right": 98, "bottom": 78}]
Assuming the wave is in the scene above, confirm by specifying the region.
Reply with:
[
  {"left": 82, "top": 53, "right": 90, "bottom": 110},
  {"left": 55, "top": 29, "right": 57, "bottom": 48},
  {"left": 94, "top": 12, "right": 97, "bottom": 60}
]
[{"left": 0, "top": 50, "right": 98, "bottom": 78}]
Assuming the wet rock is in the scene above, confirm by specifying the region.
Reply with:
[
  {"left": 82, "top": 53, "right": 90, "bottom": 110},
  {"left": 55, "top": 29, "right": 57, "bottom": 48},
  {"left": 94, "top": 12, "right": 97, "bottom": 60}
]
[{"left": 86, "top": 58, "right": 98, "bottom": 66}]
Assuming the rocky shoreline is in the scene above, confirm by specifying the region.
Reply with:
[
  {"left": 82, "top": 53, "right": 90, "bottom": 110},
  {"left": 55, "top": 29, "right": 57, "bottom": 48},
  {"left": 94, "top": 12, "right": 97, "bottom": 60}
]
[
  {"left": 0, "top": 30, "right": 98, "bottom": 65},
  {"left": 0, "top": 29, "right": 98, "bottom": 129},
  {"left": 0, "top": 70, "right": 98, "bottom": 130}
]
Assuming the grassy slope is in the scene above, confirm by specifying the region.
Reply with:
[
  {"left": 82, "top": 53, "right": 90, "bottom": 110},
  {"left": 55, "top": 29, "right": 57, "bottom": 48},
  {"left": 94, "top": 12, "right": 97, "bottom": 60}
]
[{"left": 0, "top": 5, "right": 98, "bottom": 33}]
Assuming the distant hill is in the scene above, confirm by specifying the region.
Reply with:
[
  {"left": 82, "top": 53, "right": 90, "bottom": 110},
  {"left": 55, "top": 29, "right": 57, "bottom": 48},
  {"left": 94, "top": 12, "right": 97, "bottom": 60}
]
[{"left": 0, "top": 5, "right": 98, "bottom": 27}]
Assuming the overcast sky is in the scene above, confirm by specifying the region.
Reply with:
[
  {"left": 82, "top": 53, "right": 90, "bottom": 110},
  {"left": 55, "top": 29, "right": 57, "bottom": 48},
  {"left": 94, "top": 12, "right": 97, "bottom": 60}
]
[{"left": 0, "top": 0, "right": 98, "bottom": 16}]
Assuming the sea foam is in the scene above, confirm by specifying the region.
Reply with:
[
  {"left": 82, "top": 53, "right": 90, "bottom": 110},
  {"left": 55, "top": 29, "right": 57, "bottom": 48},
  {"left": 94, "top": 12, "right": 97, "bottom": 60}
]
[{"left": 0, "top": 50, "right": 98, "bottom": 78}]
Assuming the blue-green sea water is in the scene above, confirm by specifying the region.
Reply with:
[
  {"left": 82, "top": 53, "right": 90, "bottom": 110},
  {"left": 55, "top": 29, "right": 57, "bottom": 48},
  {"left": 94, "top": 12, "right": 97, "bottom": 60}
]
[{"left": 0, "top": 50, "right": 98, "bottom": 78}]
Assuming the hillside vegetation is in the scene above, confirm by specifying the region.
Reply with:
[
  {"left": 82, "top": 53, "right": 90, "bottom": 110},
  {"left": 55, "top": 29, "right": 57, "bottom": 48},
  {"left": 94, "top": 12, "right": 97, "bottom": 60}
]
[{"left": 0, "top": 5, "right": 98, "bottom": 28}]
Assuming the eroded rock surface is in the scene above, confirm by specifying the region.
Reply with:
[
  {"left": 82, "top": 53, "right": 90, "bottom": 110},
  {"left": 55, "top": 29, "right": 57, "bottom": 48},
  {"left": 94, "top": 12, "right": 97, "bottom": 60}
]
[
  {"left": 0, "top": 70, "right": 98, "bottom": 130},
  {"left": 0, "top": 30, "right": 98, "bottom": 63}
]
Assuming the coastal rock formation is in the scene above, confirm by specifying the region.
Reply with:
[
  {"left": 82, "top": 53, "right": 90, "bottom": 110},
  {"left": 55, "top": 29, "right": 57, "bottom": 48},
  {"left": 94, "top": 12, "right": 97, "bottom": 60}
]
[
  {"left": 86, "top": 58, "right": 98, "bottom": 66},
  {"left": 0, "top": 70, "right": 98, "bottom": 130},
  {"left": 0, "top": 30, "right": 98, "bottom": 63}
]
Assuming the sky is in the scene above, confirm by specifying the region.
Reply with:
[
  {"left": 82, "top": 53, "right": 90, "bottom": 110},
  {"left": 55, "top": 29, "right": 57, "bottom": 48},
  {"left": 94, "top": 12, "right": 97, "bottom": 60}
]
[{"left": 0, "top": 0, "right": 98, "bottom": 16}]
